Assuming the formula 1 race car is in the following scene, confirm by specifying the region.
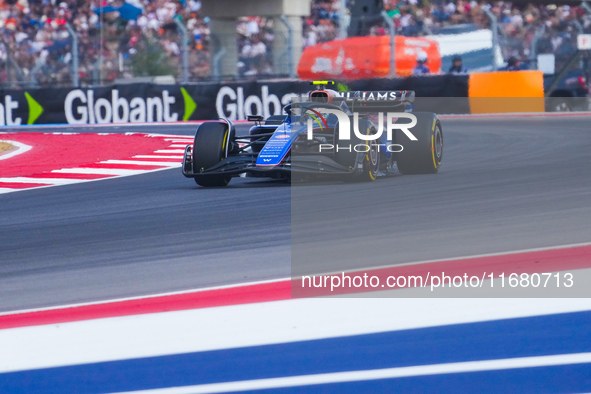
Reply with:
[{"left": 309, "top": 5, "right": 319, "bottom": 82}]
[{"left": 182, "top": 81, "right": 443, "bottom": 187}]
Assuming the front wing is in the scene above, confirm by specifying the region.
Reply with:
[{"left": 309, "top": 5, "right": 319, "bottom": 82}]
[{"left": 181, "top": 146, "right": 357, "bottom": 178}]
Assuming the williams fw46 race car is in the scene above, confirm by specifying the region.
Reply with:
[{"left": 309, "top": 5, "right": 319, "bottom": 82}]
[{"left": 182, "top": 81, "right": 443, "bottom": 187}]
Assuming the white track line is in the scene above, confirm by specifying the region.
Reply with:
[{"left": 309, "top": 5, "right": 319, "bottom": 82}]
[
  {"left": 133, "top": 155, "right": 184, "bottom": 159},
  {"left": 0, "top": 141, "right": 32, "bottom": 160},
  {"left": 116, "top": 352, "right": 591, "bottom": 394},
  {"left": 311, "top": 240, "right": 591, "bottom": 276},
  {"left": 52, "top": 168, "right": 149, "bottom": 176},
  {"left": 0, "top": 188, "right": 16, "bottom": 193},
  {"left": 0, "top": 167, "right": 178, "bottom": 195},
  {"left": 99, "top": 160, "right": 181, "bottom": 167},
  {"left": 0, "top": 177, "right": 84, "bottom": 185},
  {"left": 2, "top": 298, "right": 591, "bottom": 374},
  {"left": 155, "top": 149, "right": 185, "bottom": 154}
]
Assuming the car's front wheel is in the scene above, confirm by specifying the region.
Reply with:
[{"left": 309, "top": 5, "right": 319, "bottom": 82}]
[{"left": 192, "top": 122, "right": 232, "bottom": 187}]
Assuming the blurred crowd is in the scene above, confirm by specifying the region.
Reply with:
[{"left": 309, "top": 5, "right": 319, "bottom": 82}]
[
  {"left": 0, "top": 0, "right": 211, "bottom": 87},
  {"left": 303, "top": 0, "right": 341, "bottom": 47},
  {"left": 380, "top": 1, "right": 591, "bottom": 68},
  {"left": 237, "top": 16, "right": 273, "bottom": 77},
  {"left": 1, "top": 0, "right": 591, "bottom": 87}
]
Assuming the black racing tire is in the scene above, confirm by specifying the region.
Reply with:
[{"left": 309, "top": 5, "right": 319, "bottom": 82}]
[
  {"left": 356, "top": 119, "right": 380, "bottom": 182},
  {"left": 395, "top": 112, "right": 443, "bottom": 174},
  {"left": 192, "top": 122, "right": 232, "bottom": 187}
]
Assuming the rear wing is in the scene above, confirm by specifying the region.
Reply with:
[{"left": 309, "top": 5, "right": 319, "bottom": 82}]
[
  {"left": 334, "top": 90, "right": 415, "bottom": 112},
  {"left": 298, "top": 82, "right": 415, "bottom": 113}
]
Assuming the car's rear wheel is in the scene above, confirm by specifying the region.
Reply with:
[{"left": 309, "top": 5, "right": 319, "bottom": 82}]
[
  {"left": 396, "top": 112, "right": 442, "bottom": 174},
  {"left": 192, "top": 122, "right": 232, "bottom": 187},
  {"left": 335, "top": 118, "right": 379, "bottom": 181},
  {"left": 358, "top": 124, "right": 380, "bottom": 182}
]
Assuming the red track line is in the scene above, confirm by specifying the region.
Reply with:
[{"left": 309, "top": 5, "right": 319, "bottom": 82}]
[
  {"left": 293, "top": 243, "right": 591, "bottom": 297},
  {"left": 124, "top": 158, "right": 182, "bottom": 163},
  {"left": 28, "top": 173, "right": 116, "bottom": 180},
  {"left": 76, "top": 163, "right": 170, "bottom": 170},
  {"left": 0, "top": 182, "right": 52, "bottom": 189},
  {"left": 1, "top": 244, "right": 590, "bottom": 329},
  {"left": 0, "top": 133, "right": 174, "bottom": 178},
  {"left": 439, "top": 112, "right": 591, "bottom": 119},
  {"left": 0, "top": 281, "right": 291, "bottom": 330}
]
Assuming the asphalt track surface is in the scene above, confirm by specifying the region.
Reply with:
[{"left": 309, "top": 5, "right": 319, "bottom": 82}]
[{"left": 1, "top": 116, "right": 590, "bottom": 312}]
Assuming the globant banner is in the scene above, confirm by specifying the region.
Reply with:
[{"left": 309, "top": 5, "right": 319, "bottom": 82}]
[{"left": 0, "top": 75, "right": 468, "bottom": 126}]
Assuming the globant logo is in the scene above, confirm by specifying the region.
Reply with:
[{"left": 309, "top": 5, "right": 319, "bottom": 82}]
[
  {"left": 216, "top": 85, "right": 294, "bottom": 120},
  {"left": 0, "top": 93, "right": 44, "bottom": 125},
  {"left": 64, "top": 88, "right": 197, "bottom": 124}
]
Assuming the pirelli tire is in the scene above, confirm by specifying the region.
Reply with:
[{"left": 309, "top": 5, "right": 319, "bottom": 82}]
[
  {"left": 192, "top": 122, "right": 233, "bottom": 187},
  {"left": 396, "top": 112, "right": 443, "bottom": 175},
  {"left": 356, "top": 119, "right": 380, "bottom": 181}
]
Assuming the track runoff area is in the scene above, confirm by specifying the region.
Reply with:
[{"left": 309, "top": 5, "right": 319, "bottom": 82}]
[
  {"left": 0, "top": 131, "right": 191, "bottom": 194},
  {"left": 1, "top": 113, "right": 591, "bottom": 392}
]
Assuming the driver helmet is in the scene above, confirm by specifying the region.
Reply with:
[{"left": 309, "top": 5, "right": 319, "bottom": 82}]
[
  {"left": 309, "top": 88, "right": 337, "bottom": 103},
  {"left": 416, "top": 51, "right": 428, "bottom": 64}
]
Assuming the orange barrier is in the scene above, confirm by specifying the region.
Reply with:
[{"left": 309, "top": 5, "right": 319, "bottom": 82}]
[
  {"left": 297, "top": 36, "right": 441, "bottom": 80},
  {"left": 468, "top": 70, "right": 545, "bottom": 113}
]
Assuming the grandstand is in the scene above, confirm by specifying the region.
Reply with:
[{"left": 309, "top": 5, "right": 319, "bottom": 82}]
[{"left": 1, "top": 0, "right": 590, "bottom": 87}]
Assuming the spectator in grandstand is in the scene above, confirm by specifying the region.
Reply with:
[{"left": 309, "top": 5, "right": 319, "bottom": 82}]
[
  {"left": 504, "top": 56, "right": 521, "bottom": 71},
  {"left": 413, "top": 51, "right": 430, "bottom": 75},
  {"left": 399, "top": 6, "right": 419, "bottom": 37},
  {"left": 239, "top": 33, "right": 271, "bottom": 77},
  {"left": 303, "top": 24, "right": 318, "bottom": 47},
  {"left": 305, "top": 0, "right": 340, "bottom": 43},
  {"left": 448, "top": 55, "right": 467, "bottom": 74}
]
